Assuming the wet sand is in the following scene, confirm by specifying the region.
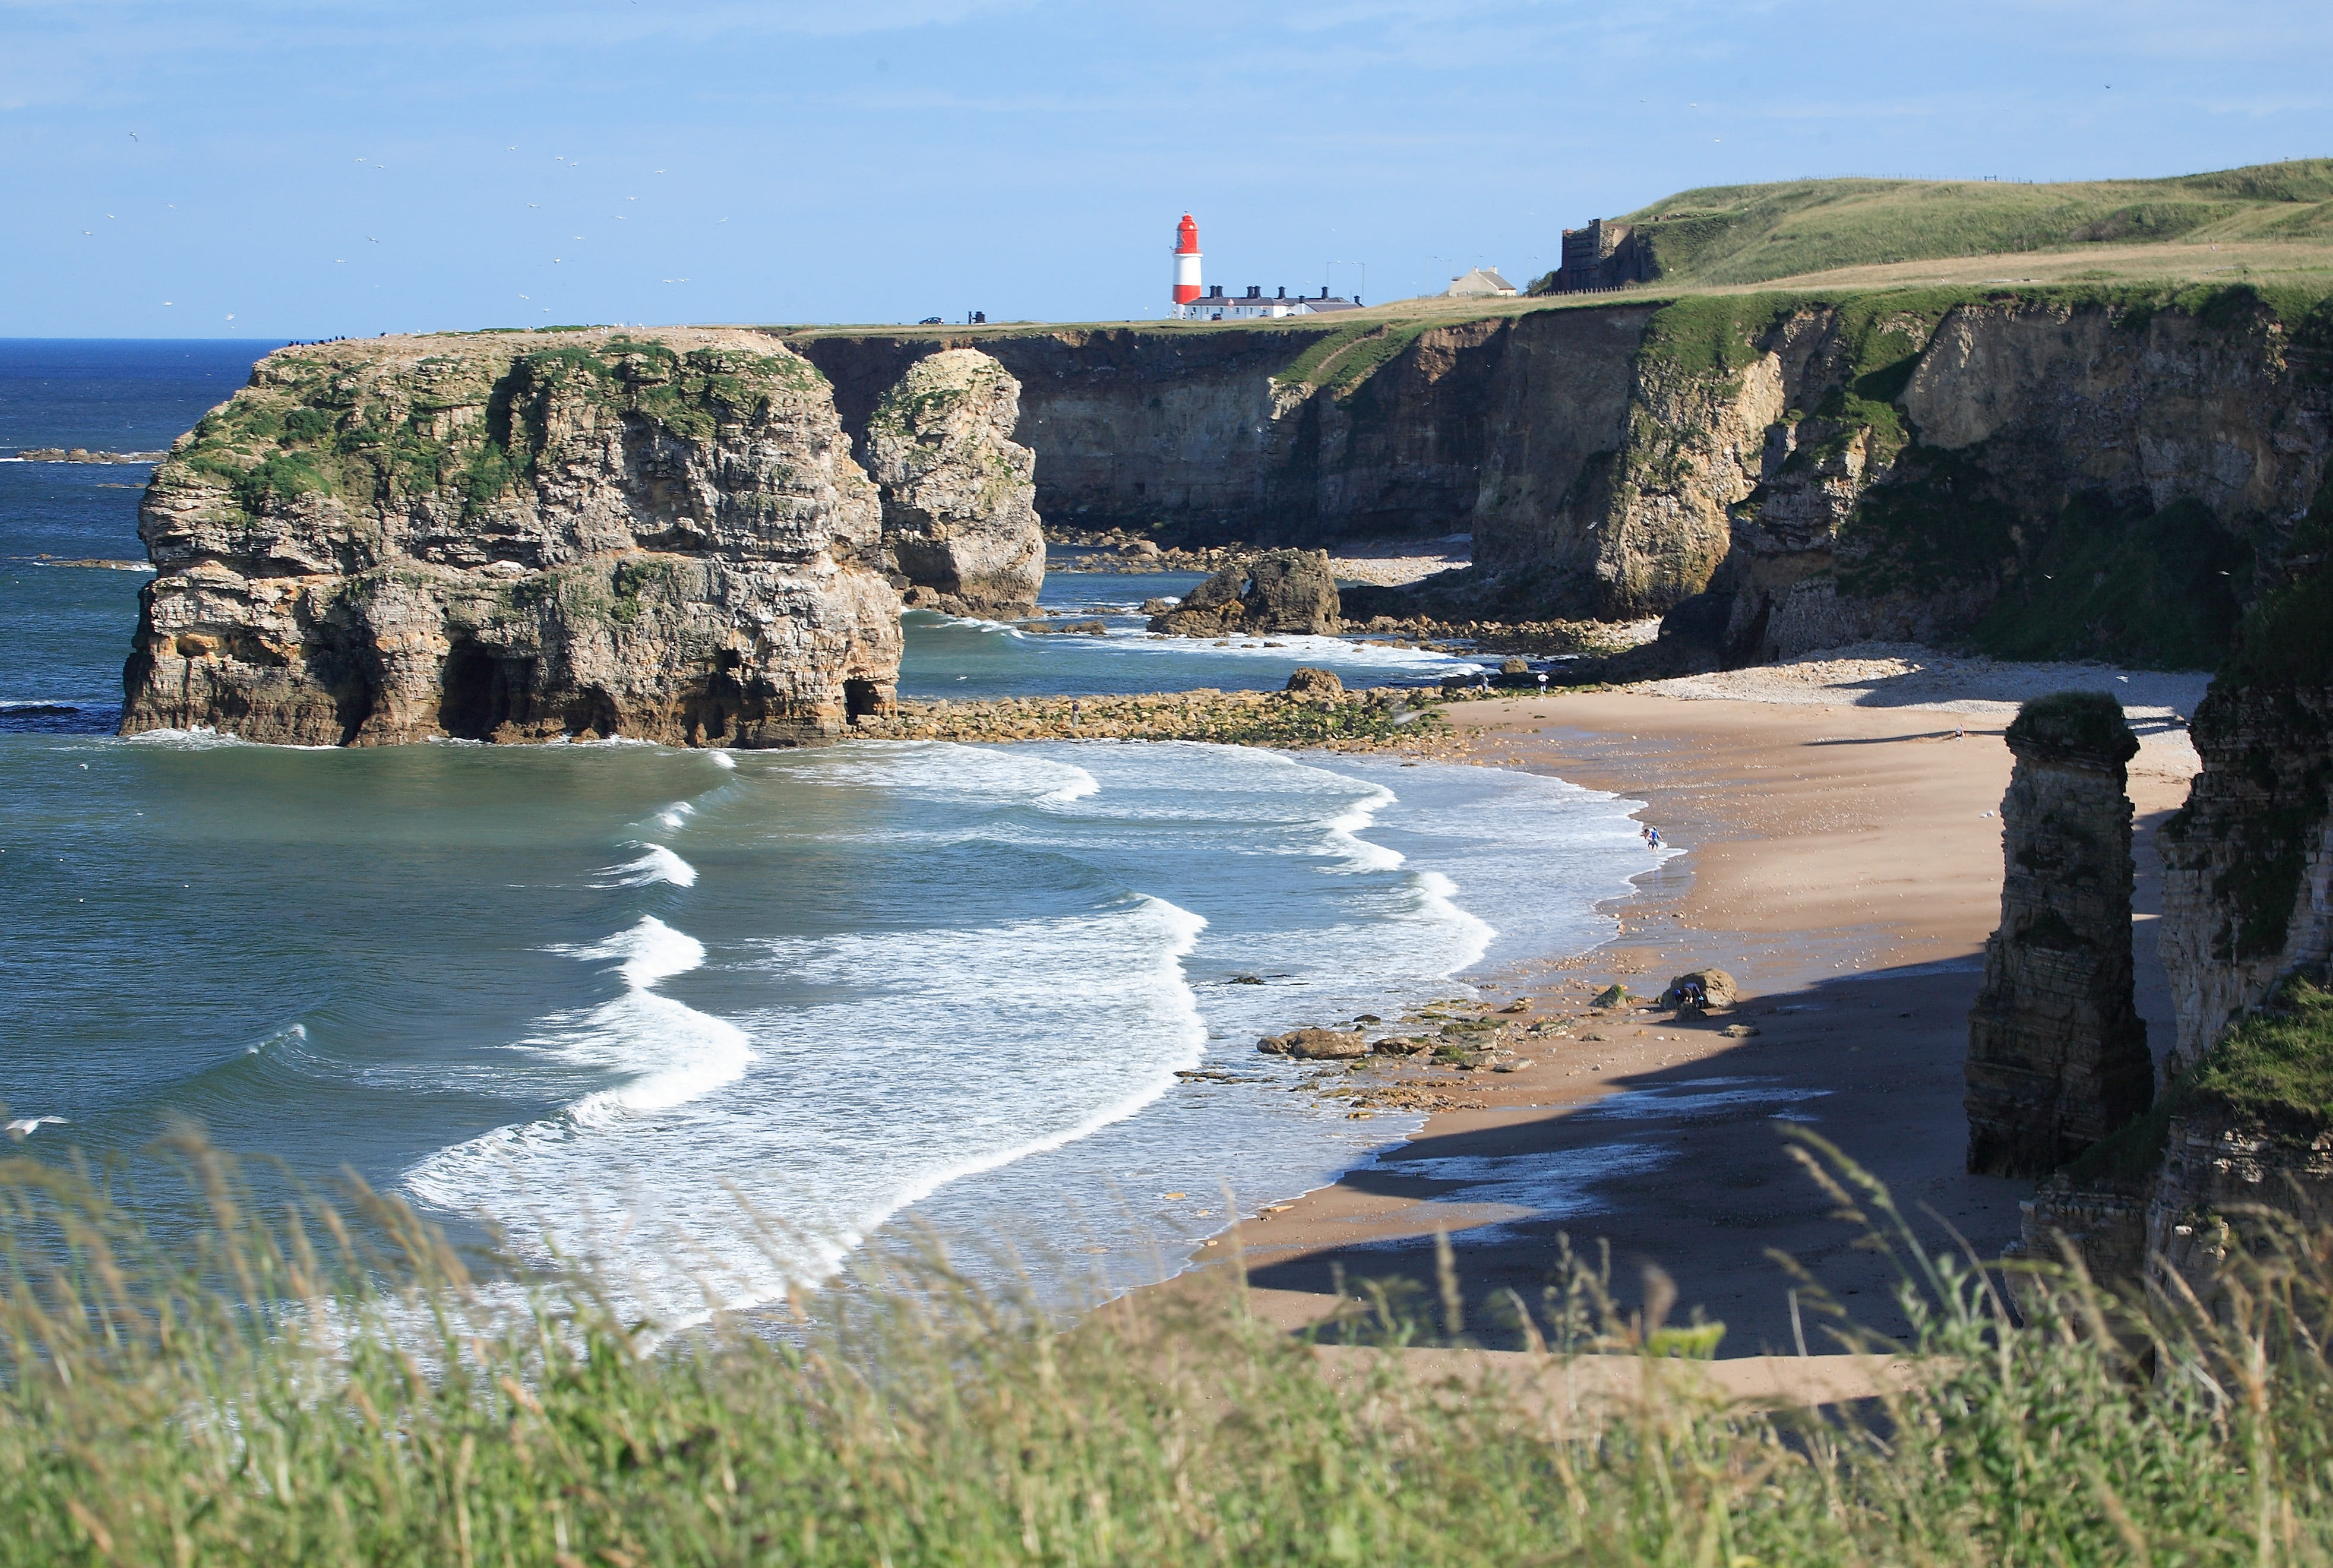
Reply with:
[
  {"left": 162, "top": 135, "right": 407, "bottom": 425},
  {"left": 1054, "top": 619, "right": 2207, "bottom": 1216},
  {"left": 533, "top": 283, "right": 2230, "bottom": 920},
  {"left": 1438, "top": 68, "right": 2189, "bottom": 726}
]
[{"left": 1146, "top": 679, "right": 2201, "bottom": 1356}]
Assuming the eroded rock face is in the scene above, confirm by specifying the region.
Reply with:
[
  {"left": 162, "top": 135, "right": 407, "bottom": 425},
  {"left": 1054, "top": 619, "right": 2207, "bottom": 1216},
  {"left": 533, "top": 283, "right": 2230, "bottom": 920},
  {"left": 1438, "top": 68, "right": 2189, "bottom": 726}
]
[
  {"left": 121, "top": 329, "right": 901, "bottom": 747},
  {"left": 2158, "top": 686, "right": 2333, "bottom": 1070},
  {"left": 865, "top": 349, "right": 1042, "bottom": 617},
  {"left": 1966, "top": 693, "right": 2154, "bottom": 1177},
  {"left": 2147, "top": 1100, "right": 2333, "bottom": 1315},
  {"left": 1147, "top": 549, "right": 1341, "bottom": 637}
]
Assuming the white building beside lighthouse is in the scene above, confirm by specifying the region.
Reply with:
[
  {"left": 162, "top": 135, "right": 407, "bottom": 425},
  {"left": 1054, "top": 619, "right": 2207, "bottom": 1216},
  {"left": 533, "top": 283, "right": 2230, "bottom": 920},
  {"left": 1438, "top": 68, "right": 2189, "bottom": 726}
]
[{"left": 1167, "top": 211, "right": 1358, "bottom": 320}]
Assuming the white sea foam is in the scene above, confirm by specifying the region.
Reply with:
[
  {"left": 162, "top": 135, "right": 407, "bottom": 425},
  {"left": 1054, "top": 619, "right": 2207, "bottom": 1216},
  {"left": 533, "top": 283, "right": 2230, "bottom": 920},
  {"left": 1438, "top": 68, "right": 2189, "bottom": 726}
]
[
  {"left": 791, "top": 739, "right": 1104, "bottom": 810},
  {"left": 595, "top": 843, "right": 698, "bottom": 888},
  {"left": 1318, "top": 784, "right": 1404, "bottom": 873},
  {"left": 655, "top": 801, "right": 696, "bottom": 831},
  {"left": 395, "top": 741, "right": 1657, "bottom": 1323},
  {"left": 407, "top": 915, "right": 753, "bottom": 1209},
  {"left": 243, "top": 1020, "right": 309, "bottom": 1056},
  {"left": 404, "top": 896, "right": 1210, "bottom": 1322}
]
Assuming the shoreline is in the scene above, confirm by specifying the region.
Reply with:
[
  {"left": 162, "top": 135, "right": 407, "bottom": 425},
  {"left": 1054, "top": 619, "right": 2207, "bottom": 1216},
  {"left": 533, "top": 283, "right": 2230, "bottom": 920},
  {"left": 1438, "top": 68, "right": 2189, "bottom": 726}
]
[{"left": 1120, "top": 658, "right": 2205, "bottom": 1354}]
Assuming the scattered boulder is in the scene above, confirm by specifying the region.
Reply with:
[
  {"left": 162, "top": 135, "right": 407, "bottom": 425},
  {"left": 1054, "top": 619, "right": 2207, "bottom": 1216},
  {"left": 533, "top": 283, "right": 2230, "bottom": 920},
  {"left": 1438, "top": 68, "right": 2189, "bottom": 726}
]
[
  {"left": 1258, "top": 1028, "right": 1369, "bottom": 1059},
  {"left": 1591, "top": 984, "right": 1630, "bottom": 1009},
  {"left": 867, "top": 349, "right": 1044, "bottom": 618},
  {"left": 1719, "top": 1023, "right": 1761, "bottom": 1039},
  {"left": 1500, "top": 657, "right": 1530, "bottom": 675},
  {"left": 1659, "top": 969, "right": 1738, "bottom": 1013},
  {"left": 1283, "top": 666, "right": 1343, "bottom": 697},
  {"left": 1370, "top": 1036, "right": 1431, "bottom": 1055},
  {"left": 1140, "top": 597, "right": 1177, "bottom": 617},
  {"left": 1147, "top": 549, "right": 1342, "bottom": 637}
]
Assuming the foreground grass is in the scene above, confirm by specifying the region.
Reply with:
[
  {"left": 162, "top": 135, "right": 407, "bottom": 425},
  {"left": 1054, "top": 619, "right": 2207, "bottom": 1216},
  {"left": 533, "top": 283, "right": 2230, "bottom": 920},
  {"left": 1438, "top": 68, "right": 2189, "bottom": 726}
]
[{"left": 2, "top": 1133, "right": 2330, "bottom": 1565}]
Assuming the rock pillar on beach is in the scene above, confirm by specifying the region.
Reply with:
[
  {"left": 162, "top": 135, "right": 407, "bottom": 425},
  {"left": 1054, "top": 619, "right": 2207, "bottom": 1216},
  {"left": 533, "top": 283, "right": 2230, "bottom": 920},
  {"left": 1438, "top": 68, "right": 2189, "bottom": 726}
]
[
  {"left": 1147, "top": 549, "right": 1342, "bottom": 636},
  {"left": 1965, "top": 691, "right": 2154, "bottom": 1176},
  {"left": 866, "top": 349, "right": 1044, "bottom": 618}
]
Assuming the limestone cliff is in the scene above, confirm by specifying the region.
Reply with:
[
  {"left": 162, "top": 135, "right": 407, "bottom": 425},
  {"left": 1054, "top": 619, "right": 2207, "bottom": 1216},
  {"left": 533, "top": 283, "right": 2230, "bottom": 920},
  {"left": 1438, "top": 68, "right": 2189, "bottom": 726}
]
[
  {"left": 1965, "top": 693, "right": 2154, "bottom": 1177},
  {"left": 2158, "top": 684, "right": 2333, "bottom": 1068},
  {"left": 121, "top": 329, "right": 900, "bottom": 747},
  {"left": 865, "top": 349, "right": 1043, "bottom": 617},
  {"left": 2016, "top": 527, "right": 2332, "bottom": 1291},
  {"left": 795, "top": 286, "right": 2329, "bottom": 663}
]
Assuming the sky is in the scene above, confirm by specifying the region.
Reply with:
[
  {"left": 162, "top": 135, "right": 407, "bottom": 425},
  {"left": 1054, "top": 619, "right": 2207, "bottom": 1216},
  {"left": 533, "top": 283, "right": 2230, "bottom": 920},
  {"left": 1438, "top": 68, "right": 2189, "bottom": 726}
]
[{"left": 2, "top": 0, "right": 2327, "bottom": 338}]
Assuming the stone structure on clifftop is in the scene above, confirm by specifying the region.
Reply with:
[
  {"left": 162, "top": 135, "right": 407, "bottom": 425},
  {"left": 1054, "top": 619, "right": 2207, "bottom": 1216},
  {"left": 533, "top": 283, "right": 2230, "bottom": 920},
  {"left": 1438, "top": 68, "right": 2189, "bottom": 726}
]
[
  {"left": 121, "top": 328, "right": 900, "bottom": 747},
  {"left": 1965, "top": 692, "right": 2154, "bottom": 1177},
  {"left": 865, "top": 349, "right": 1043, "bottom": 617},
  {"left": 1147, "top": 549, "right": 1341, "bottom": 637}
]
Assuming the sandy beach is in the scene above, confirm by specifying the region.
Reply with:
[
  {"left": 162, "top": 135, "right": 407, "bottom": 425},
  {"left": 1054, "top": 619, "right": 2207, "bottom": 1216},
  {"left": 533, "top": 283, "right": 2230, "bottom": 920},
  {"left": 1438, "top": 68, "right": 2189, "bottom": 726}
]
[{"left": 1147, "top": 649, "right": 2208, "bottom": 1356}]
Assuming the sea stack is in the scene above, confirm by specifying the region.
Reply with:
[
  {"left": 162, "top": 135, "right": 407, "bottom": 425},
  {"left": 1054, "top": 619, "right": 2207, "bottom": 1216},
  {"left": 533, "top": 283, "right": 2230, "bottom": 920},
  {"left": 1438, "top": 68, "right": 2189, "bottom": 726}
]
[
  {"left": 120, "top": 329, "right": 901, "bottom": 748},
  {"left": 1147, "top": 549, "right": 1342, "bottom": 637},
  {"left": 866, "top": 349, "right": 1044, "bottom": 618},
  {"left": 1965, "top": 691, "right": 2154, "bottom": 1176}
]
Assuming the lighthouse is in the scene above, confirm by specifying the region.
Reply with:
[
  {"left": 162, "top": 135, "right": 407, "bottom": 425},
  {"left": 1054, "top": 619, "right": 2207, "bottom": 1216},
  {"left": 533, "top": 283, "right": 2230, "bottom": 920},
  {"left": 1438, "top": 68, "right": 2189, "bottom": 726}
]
[{"left": 1171, "top": 213, "right": 1202, "bottom": 315}]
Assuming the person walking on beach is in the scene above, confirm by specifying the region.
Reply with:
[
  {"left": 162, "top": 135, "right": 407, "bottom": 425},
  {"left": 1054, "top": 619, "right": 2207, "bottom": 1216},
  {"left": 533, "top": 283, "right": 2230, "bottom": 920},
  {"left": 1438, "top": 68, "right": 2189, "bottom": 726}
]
[{"left": 1647, "top": 827, "right": 1662, "bottom": 850}]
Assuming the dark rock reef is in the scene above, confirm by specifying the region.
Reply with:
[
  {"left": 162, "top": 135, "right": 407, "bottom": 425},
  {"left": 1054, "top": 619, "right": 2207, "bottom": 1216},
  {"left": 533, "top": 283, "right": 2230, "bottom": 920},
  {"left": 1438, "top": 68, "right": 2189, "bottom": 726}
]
[
  {"left": 1965, "top": 692, "right": 2153, "bottom": 1177},
  {"left": 121, "top": 329, "right": 901, "bottom": 747},
  {"left": 1147, "top": 549, "right": 1342, "bottom": 637}
]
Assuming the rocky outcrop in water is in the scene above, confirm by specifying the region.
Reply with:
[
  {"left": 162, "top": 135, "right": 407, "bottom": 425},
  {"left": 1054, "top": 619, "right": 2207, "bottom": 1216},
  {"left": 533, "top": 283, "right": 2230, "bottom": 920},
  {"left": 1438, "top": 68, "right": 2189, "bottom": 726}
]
[
  {"left": 1966, "top": 693, "right": 2154, "bottom": 1177},
  {"left": 866, "top": 349, "right": 1043, "bottom": 617},
  {"left": 121, "top": 329, "right": 901, "bottom": 747},
  {"left": 1147, "top": 549, "right": 1341, "bottom": 637}
]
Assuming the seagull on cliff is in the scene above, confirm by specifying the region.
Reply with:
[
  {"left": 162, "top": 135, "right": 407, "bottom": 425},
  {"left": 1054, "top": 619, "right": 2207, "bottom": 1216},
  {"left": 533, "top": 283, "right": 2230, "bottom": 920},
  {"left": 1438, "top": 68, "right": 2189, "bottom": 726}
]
[{"left": 5, "top": 1117, "right": 67, "bottom": 1140}]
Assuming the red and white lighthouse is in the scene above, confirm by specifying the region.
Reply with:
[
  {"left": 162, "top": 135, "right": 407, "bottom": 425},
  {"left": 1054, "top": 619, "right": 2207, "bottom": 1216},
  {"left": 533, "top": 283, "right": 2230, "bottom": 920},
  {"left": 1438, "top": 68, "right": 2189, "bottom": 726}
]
[{"left": 1171, "top": 213, "right": 1202, "bottom": 314}]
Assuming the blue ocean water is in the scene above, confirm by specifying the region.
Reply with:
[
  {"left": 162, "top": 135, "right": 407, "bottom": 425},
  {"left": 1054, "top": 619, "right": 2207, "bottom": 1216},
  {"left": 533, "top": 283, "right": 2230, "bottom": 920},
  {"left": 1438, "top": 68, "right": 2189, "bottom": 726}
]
[{"left": 0, "top": 341, "right": 1657, "bottom": 1321}]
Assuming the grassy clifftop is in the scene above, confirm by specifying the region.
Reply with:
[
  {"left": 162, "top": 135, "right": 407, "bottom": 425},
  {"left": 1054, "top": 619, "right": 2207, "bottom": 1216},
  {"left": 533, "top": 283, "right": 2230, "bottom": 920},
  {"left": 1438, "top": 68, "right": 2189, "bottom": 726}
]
[{"left": 1594, "top": 158, "right": 2333, "bottom": 290}]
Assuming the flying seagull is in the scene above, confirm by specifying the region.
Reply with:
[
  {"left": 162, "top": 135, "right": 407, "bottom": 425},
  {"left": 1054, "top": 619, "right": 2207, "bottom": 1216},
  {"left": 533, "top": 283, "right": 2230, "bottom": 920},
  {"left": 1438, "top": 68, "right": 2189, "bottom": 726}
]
[{"left": 5, "top": 1116, "right": 68, "bottom": 1140}]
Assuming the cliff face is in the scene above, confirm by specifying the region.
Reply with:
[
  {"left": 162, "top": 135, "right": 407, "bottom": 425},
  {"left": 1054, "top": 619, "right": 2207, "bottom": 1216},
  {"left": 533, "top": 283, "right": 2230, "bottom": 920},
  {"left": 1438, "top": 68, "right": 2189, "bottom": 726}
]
[
  {"left": 2158, "top": 685, "right": 2333, "bottom": 1067},
  {"left": 1965, "top": 694, "right": 2154, "bottom": 1177},
  {"left": 2017, "top": 523, "right": 2332, "bottom": 1292},
  {"left": 865, "top": 350, "right": 1044, "bottom": 617},
  {"left": 122, "top": 330, "right": 901, "bottom": 747},
  {"left": 793, "top": 312, "right": 1655, "bottom": 567},
  {"left": 798, "top": 288, "right": 2326, "bottom": 649}
]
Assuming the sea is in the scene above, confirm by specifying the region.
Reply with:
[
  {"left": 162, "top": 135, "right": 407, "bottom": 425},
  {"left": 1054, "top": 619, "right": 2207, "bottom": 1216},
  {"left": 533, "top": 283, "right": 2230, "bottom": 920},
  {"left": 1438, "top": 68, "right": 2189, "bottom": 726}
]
[{"left": 0, "top": 340, "right": 1661, "bottom": 1324}]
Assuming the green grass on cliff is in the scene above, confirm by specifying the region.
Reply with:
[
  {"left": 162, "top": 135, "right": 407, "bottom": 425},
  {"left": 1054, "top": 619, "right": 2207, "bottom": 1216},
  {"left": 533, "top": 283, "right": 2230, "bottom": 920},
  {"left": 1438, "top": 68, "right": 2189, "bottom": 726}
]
[
  {"left": 8, "top": 1133, "right": 2333, "bottom": 1566},
  {"left": 2068, "top": 975, "right": 2333, "bottom": 1184},
  {"left": 1607, "top": 159, "right": 2333, "bottom": 289}
]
